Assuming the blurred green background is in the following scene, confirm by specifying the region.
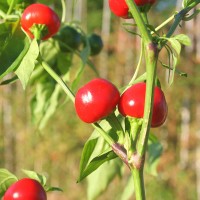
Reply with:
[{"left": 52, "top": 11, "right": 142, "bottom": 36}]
[{"left": 0, "top": 0, "right": 200, "bottom": 199}]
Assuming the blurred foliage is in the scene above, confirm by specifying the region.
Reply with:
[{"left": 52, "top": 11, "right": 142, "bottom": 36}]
[{"left": 0, "top": 0, "right": 200, "bottom": 199}]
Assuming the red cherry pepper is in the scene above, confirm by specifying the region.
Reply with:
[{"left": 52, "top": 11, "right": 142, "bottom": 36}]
[
  {"left": 3, "top": 178, "right": 47, "bottom": 200},
  {"left": 109, "top": 0, "right": 156, "bottom": 18},
  {"left": 21, "top": 3, "right": 60, "bottom": 40},
  {"left": 75, "top": 78, "right": 120, "bottom": 123},
  {"left": 118, "top": 82, "right": 167, "bottom": 127}
]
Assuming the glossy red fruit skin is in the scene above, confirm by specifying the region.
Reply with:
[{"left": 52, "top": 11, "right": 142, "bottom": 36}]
[
  {"left": 108, "top": 0, "right": 130, "bottom": 18},
  {"left": 75, "top": 78, "right": 120, "bottom": 123},
  {"left": 118, "top": 82, "right": 167, "bottom": 128},
  {"left": 109, "top": 0, "right": 156, "bottom": 18},
  {"left": 21, "top": 3, "right": 60, "bottom": 40},
  {"left": 3, "top": 178, "right": 47, "bottom": 200}
]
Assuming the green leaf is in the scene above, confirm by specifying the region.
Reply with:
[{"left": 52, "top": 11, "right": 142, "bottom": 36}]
[
  {"left": 164, "top": 38, "right": 182, "bottom": 85},
  {"left": 78, "top": 136, "right": 99, "bottom": 182},
  {"left": 37, "top": 82, "right": 62, "bottom": 130},
  {"left": 120, "top": 176, "right": 134, "bottom": 200},
  {"left": 0, "top": 31, "right": 29, "bottom": 80},
  {"left": 167, "top": 38, "right": 181, "bottom": 56},
  {"left": 123, "top": 27, "right": 141, "bottom": 37},
  {"left": 56, "top": 52, "right": 73, "bottom": 75},
  {"left": 22, "top": 170, "right": 63, "bottom": 193},
  {"left": 30, "top": 82, "right": 55, "bottom": 128},
  {"left": 30, "top": 69, "right": 70, "bottom": 130},
  {"left": 39, "top": 39, "right": 59, "bottom": 67},
  {"left": 45, "top": 186, "right": 63, "bottom": 192},
  {"left": 159, "top": 60, "right": 187, "bottom": 77},
  {"left": 0, "top": 168, "right": 18, "bottom": 197},
  {"left": 78, "top": 150, "right": 117, "bottom": 182},
  {"left": 87, "top": 158, "right": 122, "bottom": 200},
  {"left": 0, "top": 1, "right": 9, "bottom": 12},
  {"left": 169, "top": 52, "right": 179, "bottom": 85},
  {"left": 173, "top": 34, "right": 191, "bottom": 46},
  {"left": 0, "top": 23, "right": 12, "bottom": 55},
  {"left": 148, "top": 132, "right": 159, "bottom": 143},
  {"left": 146, "top": 140, "right": 163, "bottom": 176},
  {"left": 78, "top": 120, "right": 119, "bottom": 182},
  {"left": 22, "top": 169, "right": 47, "bottom": 186},
  {"left": 15, "top": 38, "right": 39, "bottom": 89}
]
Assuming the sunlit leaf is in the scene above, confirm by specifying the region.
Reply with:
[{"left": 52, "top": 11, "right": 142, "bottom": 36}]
[
  {"left": 45, "top": 186, "right": 63, "bottom": 192},
  {"left": 22, "top": 169, "right": 47, "bottom": 186},
  {"left": 78, "top": 149, "right": 117, "bottom": 182},
  {"left": 146, "top": 140, "right": 163, "bottom": 176},
  {"left": 39, "top": 39, "right": 59, "bottom": 67},
  {"left": 31, "top": 82, "right": 55, "bottom": 126},
  {"left": 173, "top": 34, "right": 191, "bottom": 46},
  {"left": 0, "top": 33, "right": 29, "bottom": 80},
  {"left": 78, "top": 135, "right": 99, "bottom": 182},
  {"left": 87, "top": 158, "right": 122, "bottom": 200},
  {"left": 0, "top": 168, "right": 18, "bottom": 198},
  {"left": 37, "top": 78, "right": 68, "bottom": 130},
  {"left": 167, "top": 38, "right": 181, "bottom": 56},
  {"left": 15, "top": 38, "right": 39, "bottom": 89},
  {"left": 164, "top": 38, "right": 183, "bottom": 85},
  {"left": 78, "top": 119, "right": 120, "bottom": 182},
  {"left": 159, "top": 60, "right": 187, "bottom": 77}
]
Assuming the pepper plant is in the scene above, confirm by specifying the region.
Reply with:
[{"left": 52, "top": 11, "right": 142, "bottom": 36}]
[{"left": 0, "top": 0, "right": 200, "bottom": 199}]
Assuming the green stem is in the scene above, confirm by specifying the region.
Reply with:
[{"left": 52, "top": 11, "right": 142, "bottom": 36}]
[
  {"left": 166, "top": 2, "right": 200, "bottom": 38},
  {"left": 39, "top": 59, "right": 75, "bottom": 103},
  {"left": 128, "top": 39, "right": 143, "bottom": 86},
  {"left": 153, "top": 14, "right": 175, "bottom": 33},
  {"left": 131, "top": 168, "right": 145, "bottom": 200},
  {"left": 125, "top": 2, "right": 158, "bottom": 200},
  {"left": 61, "top": 0, "right": 66, "bottom": 23},
  {"left": 126, "top": 0, "right": 158, "bottom": 158},
  {"left": 6, "top": 0, "right": 15, "bottom": 15},
  {"left": 137, "top": 45, "right": 158, "bottom": 157},
  {"left": 126, "top": 0, "right": 152, "bottom": 43},
  {"left": 140, "top": 12, "right": 148, "bottom": 24},
  {"left": 92, "top": 123, "right": 115, "bottom": 146}
]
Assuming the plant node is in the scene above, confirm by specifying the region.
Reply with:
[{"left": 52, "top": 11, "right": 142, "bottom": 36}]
[
  {"left": 129, "top": 153, "right": 145, "bottom": 170},
  {"left": 112, "top": 143, "right": 129, "bottom": 167}
]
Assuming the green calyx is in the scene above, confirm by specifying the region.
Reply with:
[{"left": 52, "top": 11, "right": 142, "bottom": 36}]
[{"left": 30, "top": 23, "right": 48, "bottom": 40}]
